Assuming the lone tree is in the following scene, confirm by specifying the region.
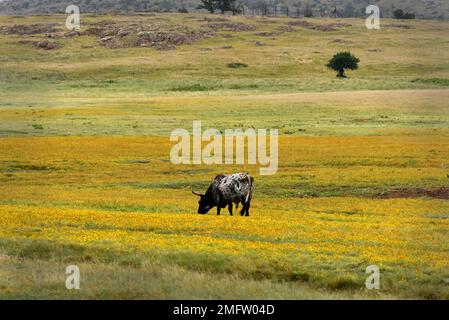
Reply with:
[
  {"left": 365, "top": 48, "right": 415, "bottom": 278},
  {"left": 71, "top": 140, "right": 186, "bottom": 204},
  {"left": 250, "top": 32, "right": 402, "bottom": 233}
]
[{"left": 326, "top": 51, "right": 359, "bottom": 78}]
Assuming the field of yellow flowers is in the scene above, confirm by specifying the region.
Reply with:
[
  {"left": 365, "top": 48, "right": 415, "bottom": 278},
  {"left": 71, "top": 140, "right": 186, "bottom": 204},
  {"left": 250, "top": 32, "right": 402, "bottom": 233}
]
[{"left": 0, "top": 136, "right": 448, "bottom": 299}]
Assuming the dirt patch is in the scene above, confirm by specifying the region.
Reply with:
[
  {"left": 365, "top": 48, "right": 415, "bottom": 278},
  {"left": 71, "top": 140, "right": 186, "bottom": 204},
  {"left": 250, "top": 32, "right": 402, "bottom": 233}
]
[
  {"left": 279, "top": 25, "right": 294, "bottom": 33},
  {"left": 64, "top": 30, "right": 81, "bottom": 37},
  {"left": 199, "top": 45, "right": 233, "bottom": 51},
  {"left": 220, "top": 33, "right": 234, "bottom": 38},
  {"left": 313, "top": 24, "right": 341, "bottom": 32},
  {"left": 202, "top": 16, "right": 229, "bottom": 22},
  {"left": 83, "top": 21, "right": 142, "bottom": 38},
  {"left": 377, "top": 187, "right": 449, "bottom": 200},
  {"left": 18, "top": 40, "right": 62, "bottom": 50},
  {"left": 329, "top": 22, "right": 352, "bottom": 28},
  {"left": 0, "top": 23, "right": 60, "bottom": 35},
  {"left": 331, "top": 39, "right": 353, "bottom": 44},
  {"left": 83, "top": 21, "right": 216, "bottom": 50},
  {"left": 287, "top": 20, "right": 351, "bottom": 32},
  {"left": 132, "top": 30, "right": 212, "bottom": 50},
  {"left": 255, "top": 31, "right": 281, "bottom": 37},
  {"left": 287, "top": 20, "right": 314, "bottom": 28},
  {"left": 204, "top": 22, "right": 256, "bottom": 32},
  {"left": 255, "top": 20, "right": 350, "bottom": 38}
]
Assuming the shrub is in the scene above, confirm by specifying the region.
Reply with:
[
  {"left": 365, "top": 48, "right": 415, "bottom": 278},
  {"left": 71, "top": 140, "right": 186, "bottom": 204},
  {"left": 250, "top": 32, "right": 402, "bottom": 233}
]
[
  {"left": 393, "top": 9, "right": 415, "bottom": 19},
  {"left": 169, "top": 84, "right": 215, "bottom": 92},
  {"left": 227, "top": 62, "right": 248, "bottom": 69}
]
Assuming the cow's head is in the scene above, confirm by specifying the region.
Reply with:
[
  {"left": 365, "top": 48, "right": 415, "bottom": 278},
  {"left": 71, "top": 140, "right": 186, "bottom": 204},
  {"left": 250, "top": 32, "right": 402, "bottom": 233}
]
[{"left": 192, "top": 190, "right": 213, "bottom": 214}]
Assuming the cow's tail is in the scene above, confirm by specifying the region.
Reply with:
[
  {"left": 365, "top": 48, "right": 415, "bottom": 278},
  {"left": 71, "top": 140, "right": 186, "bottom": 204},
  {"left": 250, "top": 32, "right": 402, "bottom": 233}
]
[{"left": 245, "top": 175, "right": 254, "bottom": 203}]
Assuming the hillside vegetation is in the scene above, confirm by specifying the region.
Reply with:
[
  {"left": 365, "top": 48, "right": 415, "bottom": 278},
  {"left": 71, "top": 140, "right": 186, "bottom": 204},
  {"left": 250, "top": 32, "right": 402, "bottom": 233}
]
[{"left": 1, "top": 0, "right": 448, "bottom": 19}]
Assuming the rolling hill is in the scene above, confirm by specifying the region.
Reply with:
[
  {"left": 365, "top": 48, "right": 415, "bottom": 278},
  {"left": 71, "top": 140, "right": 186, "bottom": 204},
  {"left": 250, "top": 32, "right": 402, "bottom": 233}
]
[{"left": 0, "top": 0, "right": 448, "bottom": 19}]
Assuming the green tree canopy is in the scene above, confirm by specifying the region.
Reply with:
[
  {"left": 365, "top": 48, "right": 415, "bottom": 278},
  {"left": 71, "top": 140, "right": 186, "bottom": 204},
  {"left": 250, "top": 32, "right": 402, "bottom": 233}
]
[
  {"left": 326, "top": 51, "right": 360, "bottom": 78},
  {"left": 198, "top": 0, "right": 237, "bottom": 13}
]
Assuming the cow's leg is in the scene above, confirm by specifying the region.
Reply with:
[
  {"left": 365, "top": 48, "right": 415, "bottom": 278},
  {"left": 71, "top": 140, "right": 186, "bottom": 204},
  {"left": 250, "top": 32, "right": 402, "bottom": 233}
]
[
  {"left": 244, "top": 201, "right": 251, "bottom": 217},
  {"left": 239, "top": 197, "right": 246, "bottom": 216},
  {"left": 217, "top": 206, "right": 221, "bottom": 216},
  {"left": 228, "top": 203, "right": 233, "bottom": 216}
]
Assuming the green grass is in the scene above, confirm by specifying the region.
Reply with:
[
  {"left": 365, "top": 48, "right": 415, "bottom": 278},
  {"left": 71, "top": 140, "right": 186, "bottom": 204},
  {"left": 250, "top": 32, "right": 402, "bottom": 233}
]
[
  {"left": 0, "top": 249, "right": 383, "bottom": 300},
  {"left": 1, "top": 234, "right": 446, "bottom": 300},
  {"left": 168, "top": 83, "right": 217, "bottom": 91},
  {"left": 411, "top": 78, "right": 449, "bottom": 86}
]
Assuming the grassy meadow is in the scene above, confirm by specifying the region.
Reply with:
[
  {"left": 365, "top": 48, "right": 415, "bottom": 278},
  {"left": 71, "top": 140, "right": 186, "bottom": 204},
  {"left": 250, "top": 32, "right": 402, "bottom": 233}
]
[{"left": 0, "top": 13, "right": 448, "bottom": 299}]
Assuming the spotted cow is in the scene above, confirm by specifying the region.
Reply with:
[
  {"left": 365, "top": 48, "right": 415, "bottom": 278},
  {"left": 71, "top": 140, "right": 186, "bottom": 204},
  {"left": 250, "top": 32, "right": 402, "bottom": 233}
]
[{"left": 192, "top": 172, "right": 254, "bottom": 216}]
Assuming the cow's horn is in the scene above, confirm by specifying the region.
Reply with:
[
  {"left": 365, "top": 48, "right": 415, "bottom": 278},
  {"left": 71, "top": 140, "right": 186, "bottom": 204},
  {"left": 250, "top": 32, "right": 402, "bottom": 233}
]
[{"left": 192, "top": 190, "right": 203, "bottom": 197}]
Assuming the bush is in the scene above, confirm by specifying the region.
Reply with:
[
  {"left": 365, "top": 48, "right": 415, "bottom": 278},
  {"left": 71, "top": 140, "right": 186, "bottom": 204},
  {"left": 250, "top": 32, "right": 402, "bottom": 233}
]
[
  {"left": 393, "top": 9, "right": 415, "bottom": 19},
  {"left": 227, "top": 62, "right": 248, "bottom": 69},
  {"left": 228, "top": 84, "right": 259, "bottom": 89},
  {"left": 169, "top": 84, "right": 215, "bottom": 92}
]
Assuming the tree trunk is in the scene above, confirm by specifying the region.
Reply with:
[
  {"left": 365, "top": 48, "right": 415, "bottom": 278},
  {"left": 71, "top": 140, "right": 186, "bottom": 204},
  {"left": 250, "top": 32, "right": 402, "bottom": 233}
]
[{"left": 337, "top": 69, "right": 346, "bottom": 78}]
